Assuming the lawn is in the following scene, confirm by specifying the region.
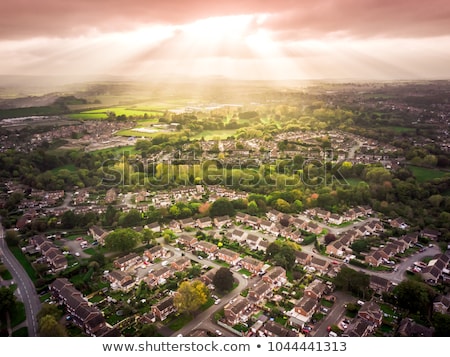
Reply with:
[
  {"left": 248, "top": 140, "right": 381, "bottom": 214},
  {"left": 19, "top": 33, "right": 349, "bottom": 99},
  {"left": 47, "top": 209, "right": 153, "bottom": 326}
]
[
  {"left": 0, "top": 266, "right": 13, "bottom": 280},
  {"left": 167, "top": 314, "right": 192, "bottom": 331},
  {"left": 408, "top": 165, "right": 448, "bottom": 182},
  {"left": 9, "top": 246, "right": 37, "bottom": 281},
  {"left": 51, "top": 164, "right": 77, "bottom": 173},
  {"left": 10, "top": 302, "right": 26, "bottom": 327},
  {"left": 11, "top": 326, "right": 28, "bottom": 337},
  {"left": 191, "top": 129, "right": 237, "bottom": 140},
  {"left": 70, "top": 106, "right": 165, "bottom": 120}
]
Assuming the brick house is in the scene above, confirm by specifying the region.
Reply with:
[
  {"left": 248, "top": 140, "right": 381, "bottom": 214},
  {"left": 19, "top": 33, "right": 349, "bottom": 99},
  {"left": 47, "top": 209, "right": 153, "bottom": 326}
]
[
  {"left": 152, "top": 296, "right": 176, "bottom": 321},
  {"left": 216, "top": 248, "right": 241, "bottom": 265},
  {"left": 240, "top": 256, "right": 264, "bottom": 274}
]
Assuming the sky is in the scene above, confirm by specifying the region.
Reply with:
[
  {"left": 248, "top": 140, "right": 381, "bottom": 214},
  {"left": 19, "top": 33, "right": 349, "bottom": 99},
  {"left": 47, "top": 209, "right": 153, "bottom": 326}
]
[{"left": 1, "top": 0, "right": 450, "bottom": 81}]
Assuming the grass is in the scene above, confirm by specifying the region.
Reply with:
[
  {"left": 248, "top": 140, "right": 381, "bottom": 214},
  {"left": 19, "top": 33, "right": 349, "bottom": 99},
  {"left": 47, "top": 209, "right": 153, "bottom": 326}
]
[
  {"left": 39, "top": 292, "right": 51, "bottom": 303},
  {"left": 408, "top": 165, "right": 448, "bottom": 183},
  {"left": 9, "top": 246, "right": 37, "bottom": 281},
  {"left": 167, "top": 314, "right": 192, "bottom": 331},
  {"left": 191, "top": 129, "right": 237, "bottom": 140},
  {"left": 0, "top": 266, "right": 13, "bottom": 280},
  {"left": 51, "top": 164, "right": 77, "bottom": 173},
  {"left": 70, "top": 106, "right": 165, "bottom": 120},
  {"left": 321, "top": 298, "right": 334, "bottom": 308},
  {"left": 11, "top": 326, "right": 28, "bottom": 337},
  {"left": 10, "top": 302, "right": 26, "bottom": 327}
]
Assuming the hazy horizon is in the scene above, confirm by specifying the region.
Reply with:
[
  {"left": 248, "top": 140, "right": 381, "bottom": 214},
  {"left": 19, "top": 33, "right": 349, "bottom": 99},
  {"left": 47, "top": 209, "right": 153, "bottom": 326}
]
[{"left": 1, "top": 1, "right": 450, "bottom": 82}]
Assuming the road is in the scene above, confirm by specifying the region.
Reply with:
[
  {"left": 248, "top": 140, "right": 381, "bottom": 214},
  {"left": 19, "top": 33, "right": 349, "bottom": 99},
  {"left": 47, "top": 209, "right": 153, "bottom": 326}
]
[
  {"left": 160, "top": 241, "right": 250, "bottom": 337},
  {"left": 0, "top": 224, "right": 41, "bottom": 336}
]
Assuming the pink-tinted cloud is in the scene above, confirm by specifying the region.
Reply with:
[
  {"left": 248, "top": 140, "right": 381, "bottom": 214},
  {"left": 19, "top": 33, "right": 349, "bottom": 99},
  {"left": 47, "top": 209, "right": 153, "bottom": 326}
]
[{"left": 1, "top": 0, "right": 449, "bottom": 40}]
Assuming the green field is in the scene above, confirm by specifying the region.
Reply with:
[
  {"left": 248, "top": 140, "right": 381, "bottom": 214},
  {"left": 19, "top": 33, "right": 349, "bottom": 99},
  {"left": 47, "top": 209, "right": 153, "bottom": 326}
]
[
  {"left": 191, "top": 129, "right": 237, "bottom": 140},
  {"left": 408, "top": 165, "right": 448, "bottom": 182},
  {"left": 10, "top": 246, "right": 37, "bottom": 281},
  {"left": 51, "top": 164, "right": 77, "bottom": 173},
  {"left": 69, "top": 106, "right": 165, "bottom": 120}
]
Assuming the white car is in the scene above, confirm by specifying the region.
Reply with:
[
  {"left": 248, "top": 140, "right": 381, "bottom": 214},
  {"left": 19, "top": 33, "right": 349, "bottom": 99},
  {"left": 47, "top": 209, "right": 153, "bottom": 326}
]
[{"left": 215, "top": 330, "right": 222, "bottom": 336}]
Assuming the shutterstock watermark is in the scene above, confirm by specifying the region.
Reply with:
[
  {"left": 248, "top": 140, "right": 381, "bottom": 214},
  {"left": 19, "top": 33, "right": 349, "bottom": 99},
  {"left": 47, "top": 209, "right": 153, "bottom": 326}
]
[{"left": 100, "top": 151, "right": 350, "bottom": 188}]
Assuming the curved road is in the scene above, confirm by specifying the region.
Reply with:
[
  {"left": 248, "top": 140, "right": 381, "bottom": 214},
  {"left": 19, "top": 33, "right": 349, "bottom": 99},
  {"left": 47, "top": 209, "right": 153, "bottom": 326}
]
[
  {"left": 0, "top": 224, "right": 41, "bottom": 336},
  {"left": 160, "top": 241, "right": 249, "bottom": 337}
]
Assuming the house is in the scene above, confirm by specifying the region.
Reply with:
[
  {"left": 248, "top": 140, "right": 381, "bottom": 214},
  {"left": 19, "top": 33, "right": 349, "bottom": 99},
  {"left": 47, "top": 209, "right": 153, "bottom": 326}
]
[
  {"left": 169, "top": 220, "right": 182, "bottom": 233},
  {"left": 152, "top": 296, "right": 176, "bottom": 321},
  {"left": 365, "top": 250, "right": 384, "bottom": 267},
  {"left": 433, "top": 295, "right": 450, "bottom": 314},
  {"left": 295, "top": 250, "right": 311, "bottom": 266},
  {"left": 146, "top": 221, "right": 161, "bottom": 233},
  {"left": 294, "top": 296, "right": 318, "bottom": 320},
  {"left": 245, "top": 233, "right": 261, "bottom": 250},
  {"left": 177, "top": 234, "right": 198, "bottom": 248},
  {"left": 196, "top": 216, "right": 212, "bottom": 229},
  {"left": 262, "top": 320, "right": 298, "bottom": 337},
  {"left": 216, "top": 248, "right": 241, "bottom": 265},
  {"left": 113, "top": 253, "right": 142, "bottom": 271},
  {"left": 235, "top": 212, "right": 248, "bottom": 224},
  {"left": 148, "top": 267, "right": 173, "bottom": 286},
  {"left": 369, "top": 275, "right": 392, "bottom": 294},
  {"left": 328, "top": 213, "right": 343, "bottom": 225},
  {"left": 309, "top": 257, "right": 329, "bottom": 273},
  {"left": 106, "top": 270, "right": 135, "bottom": 292},
  {"left": 358, "top": 301, "right": 383, "bottom": 326},
  {"left": 194, "top": 241, "right": 218, "bottom": 255},
  {"left": 258, "top": 240, "right": 271, "bottom": 252},
  {"left": 342, "top": 318, "right": 375, "bottom": 337},
  {"left": 400, "top": 232, "right": 419, "bottom": 247},
  {"left": 306, "top": 222, "right": 322, "bottom": 235},
  {"left": 104, "top": 188, "right": 117, "bottom": 204},
  {"left": 262, "top": 266, "right": 286, "bottom": 287},
  {"left": 365, "top": 220, "right": 384, "bottom": 234},
  {"left": 304, "top": 279, "right": 327, "bottom": 300},
  {"left": 224, "top": 296, "right": 252, "bottom": 325},
  {"left": 89, "top": 225, "right": 111, "bottom": 245},
  {"left": 240, "top": 256, "right": 264, "bottom": 274},
  {"left": 144, "top": 245, "right": 166, "bottom": 262},
  {"left": 179, "top": 217, "right": 196, "bottom": 229},
  {"left": 248, "top": 279, "right": 272, "bottom": 303},
  {"left": 266, "top": 209, "right": 282, "bottom": 222},
  {"left": 326, "top": 240, "right": 346, "bottom": 257},
  {"left": 49, "top": 278, "right": 108, "bottom": 337},
  {"left": 421, "top": 228, "right": 441, "bottom": 240},
  {"left": 390, "top": 217, "right": 408, "bottom": 230},
  {"left": 259, "top": 219, "right": 273, "bottom": 232},
  {"left": 171, "top": 256, "right": 191, "bottom": 271},
  {"left": 199, "top": 267, "right": 218, "bottom": 286},
  {"left": 246, "top": 215, "right": 260, "bottom": 229},
  {"left": 231, "top": 229, "right": 247, "bottom": 242},
  {"left": 214, "top": 215, "right": 231, "bottom": 229},
  {"left": 292, "top": 218, "right": 307, "bottom": 230},
  {"left": 420, "top": 253, "right": 450, "bottom": 284},
  {"left": 397, "top": 318, "right": 433, "bottom": 337}
]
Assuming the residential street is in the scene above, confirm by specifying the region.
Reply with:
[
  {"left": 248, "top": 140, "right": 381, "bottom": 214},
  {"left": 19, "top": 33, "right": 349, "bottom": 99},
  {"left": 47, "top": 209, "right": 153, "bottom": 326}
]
[{"left": 0, "top": 224, "right": 41, "bottom": 336}]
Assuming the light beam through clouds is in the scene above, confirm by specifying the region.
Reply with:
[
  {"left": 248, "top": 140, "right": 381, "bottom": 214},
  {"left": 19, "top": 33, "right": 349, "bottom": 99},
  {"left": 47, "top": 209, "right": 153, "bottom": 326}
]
[{"left": 0, "top": 0, "right": 449, "bottom": 81}]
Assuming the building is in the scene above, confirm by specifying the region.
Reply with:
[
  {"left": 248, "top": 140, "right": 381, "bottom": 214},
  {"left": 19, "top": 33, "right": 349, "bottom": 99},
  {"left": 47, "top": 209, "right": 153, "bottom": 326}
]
[
  {"left": 216, "top": 248, "right": 241, "bottom": 265},
  {"left": 152, "top": 296, "right": 176, "bottom": 321}
]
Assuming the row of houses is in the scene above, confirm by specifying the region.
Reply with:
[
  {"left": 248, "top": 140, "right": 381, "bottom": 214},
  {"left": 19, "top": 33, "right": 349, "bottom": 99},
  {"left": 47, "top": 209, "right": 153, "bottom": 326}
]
[
  {"left": 29, "top": 235, "right": 67, "bottom": 272},
  {"left": 365, "top": 233, "right": 420, "bottom": 267},
  {"left": 49, "top": 278, "right": 119, "bottom": 336},
  {"left": 326, "top": 221, "right": 385, "bottom": 258},
  {"left": 306, "top": 206, "right": 373, "bottom": 225}
]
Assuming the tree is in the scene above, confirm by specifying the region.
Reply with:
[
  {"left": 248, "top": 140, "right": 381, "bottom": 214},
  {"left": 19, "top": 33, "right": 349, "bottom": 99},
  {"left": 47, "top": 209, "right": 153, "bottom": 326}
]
[
  {"left": 432, "top": 313, "right": 450, "bottom": 337},
  {"left": 0, "top": 286, "right": 16, "bottom": 318},
  {"left": 394, "top": 280, "right": 436, "bottom": 317},
  {"left": 213, "top": 267, "right": 234, "bottom": 293},
  {"left": 324, "top": 233, "right": 337, "bottom": 245},
  {"left": 335, "top": 266, "right": 370, "bottom": 298},
  {"left": 38, "top": 315, "right": 67, "bottom": 337},
  {"left": 103, "top": 205, "right": 118, "bottom": 226},
  {"left": 138, "top": 323, "right": 159, "bottom": 337},
  {"left": 209, "top": 198, "right": 235, "bottom": 217},
  {"left": 5, "top": 229, "right": 20, "bottom": 246},
  {"left": 118, "top": 209, "right": 142, "bottom": 228},
  {"left": 174, "top": 280, "right": 209, "bottom": 316},
  {"left": 141, "top": 228, "right": 155, "bottom": 245},
  {"left": 104, "top": 228, "right": 140, "bottom": 252},
  {"left": 37, "top": 303, "right": 62, "bottom": 321}
]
